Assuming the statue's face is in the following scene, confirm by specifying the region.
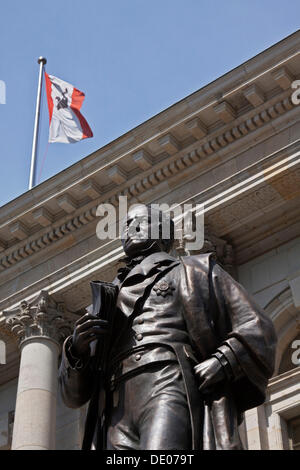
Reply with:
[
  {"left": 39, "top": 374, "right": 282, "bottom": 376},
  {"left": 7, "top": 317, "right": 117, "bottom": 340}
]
[{"left": 121, "top": 205, "right": 157, "bottom": 257}]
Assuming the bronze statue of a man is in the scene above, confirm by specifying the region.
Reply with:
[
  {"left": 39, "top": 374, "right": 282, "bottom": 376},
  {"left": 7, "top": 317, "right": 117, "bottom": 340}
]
[{"left": 59, "top": 204, "right": 277, "bottom": 450}]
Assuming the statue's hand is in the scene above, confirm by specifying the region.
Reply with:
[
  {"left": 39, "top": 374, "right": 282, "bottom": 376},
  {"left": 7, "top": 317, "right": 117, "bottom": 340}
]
[
  {"left": 194, "top": 357, "right": 225, "bottom": 393},
  {"left": 71, "top": 313, "right": 109, "bottom": 359}
]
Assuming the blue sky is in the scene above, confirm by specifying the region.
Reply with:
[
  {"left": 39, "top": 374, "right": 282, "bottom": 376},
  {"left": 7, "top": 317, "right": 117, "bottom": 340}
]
[{"left": 0, "top": 0, "right": 299, "bottom": 207}]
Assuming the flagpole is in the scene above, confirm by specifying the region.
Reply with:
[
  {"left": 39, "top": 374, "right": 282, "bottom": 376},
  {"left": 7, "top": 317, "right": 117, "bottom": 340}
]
[{"left": 29, "top": 56, "right": 47, "bottom": 190}]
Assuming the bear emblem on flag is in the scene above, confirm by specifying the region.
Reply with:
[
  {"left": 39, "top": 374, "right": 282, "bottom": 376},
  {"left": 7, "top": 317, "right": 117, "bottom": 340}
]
[{"left": 45, "top": 73, "right": 93, "bottom": 144}]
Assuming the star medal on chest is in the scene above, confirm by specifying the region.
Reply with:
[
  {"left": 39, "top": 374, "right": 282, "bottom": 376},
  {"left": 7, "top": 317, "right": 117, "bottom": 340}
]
[{"left": 153, "top": 280, "right": 175, "bottom": 297}]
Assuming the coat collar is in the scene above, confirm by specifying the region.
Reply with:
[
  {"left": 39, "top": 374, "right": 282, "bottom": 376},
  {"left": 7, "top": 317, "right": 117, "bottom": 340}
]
[{"left": 118, "top": 251, "right": 178, "bottom": 286}]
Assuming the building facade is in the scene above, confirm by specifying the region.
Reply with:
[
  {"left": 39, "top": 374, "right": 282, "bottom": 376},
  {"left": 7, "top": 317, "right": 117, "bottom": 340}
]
[{"left": 0, "top": 31, "right": 300, "bottom": 450}]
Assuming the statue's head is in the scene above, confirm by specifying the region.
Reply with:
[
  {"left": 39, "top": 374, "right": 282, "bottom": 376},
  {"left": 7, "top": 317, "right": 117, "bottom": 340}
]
[{"left": 121, "top": 204, "right": 174, "bottom": 258}]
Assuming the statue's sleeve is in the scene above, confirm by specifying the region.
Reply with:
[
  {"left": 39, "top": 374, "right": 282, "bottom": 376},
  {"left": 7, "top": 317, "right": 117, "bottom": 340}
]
[
  {"left": 211, "top": 263, "right": 277, "bottom": 393},
  {"left": 58, "top": 336, "right": 96, "bottom": 408}
]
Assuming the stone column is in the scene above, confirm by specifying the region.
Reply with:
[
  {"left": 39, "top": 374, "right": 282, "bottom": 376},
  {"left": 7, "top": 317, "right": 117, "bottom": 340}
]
[{"left": 3, "top": 291, "right": 71, "bottom": 450}]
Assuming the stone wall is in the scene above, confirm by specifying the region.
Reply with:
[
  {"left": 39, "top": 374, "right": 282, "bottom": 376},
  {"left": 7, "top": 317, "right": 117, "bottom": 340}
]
[{"left": 238, "top": 236, "right": 300, "bottom": 308}]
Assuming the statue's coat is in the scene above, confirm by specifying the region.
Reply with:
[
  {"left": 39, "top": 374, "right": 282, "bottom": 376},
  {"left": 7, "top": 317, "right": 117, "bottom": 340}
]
[{"left": 59, "top": 253, "right": 276, "bottom": 450}]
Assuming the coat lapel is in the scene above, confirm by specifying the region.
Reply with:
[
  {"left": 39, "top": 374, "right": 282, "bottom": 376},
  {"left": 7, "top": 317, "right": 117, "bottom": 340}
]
[{"left": 180, "top": 253, "right": 218, "bottom": 359}]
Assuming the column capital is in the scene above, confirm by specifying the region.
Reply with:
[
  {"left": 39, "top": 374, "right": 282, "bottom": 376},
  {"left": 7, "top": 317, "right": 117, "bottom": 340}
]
[{"left": 2, "top": 290, "right": 72, "bottom": 346}]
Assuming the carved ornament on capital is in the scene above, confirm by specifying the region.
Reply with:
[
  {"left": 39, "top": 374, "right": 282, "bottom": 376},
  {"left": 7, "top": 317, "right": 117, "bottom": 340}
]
[{"left": 2, "top": 291, "right": 72, "bottom": 346}]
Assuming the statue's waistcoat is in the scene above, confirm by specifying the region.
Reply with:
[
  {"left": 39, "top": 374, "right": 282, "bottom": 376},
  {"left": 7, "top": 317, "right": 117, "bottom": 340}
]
[{"left": 107, "top": 253, "right": 191, "bottom": 377}]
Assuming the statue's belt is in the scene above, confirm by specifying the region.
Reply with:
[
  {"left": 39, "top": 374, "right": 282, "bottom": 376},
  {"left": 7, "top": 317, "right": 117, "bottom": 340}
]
[{"left": 106, "top": 344, "right": 178, "bottom": 390}]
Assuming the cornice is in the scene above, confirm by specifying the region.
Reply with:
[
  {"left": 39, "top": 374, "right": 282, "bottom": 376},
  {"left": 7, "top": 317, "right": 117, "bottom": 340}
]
[
  {"left": 0, "top": 164, "right": 299, "bottom": 320},
  {"left": 0, "top": 89, "right": 299, "bottom": 273},
  {"left": 0, "top": 145, "right": 299, "bottom": 315}
]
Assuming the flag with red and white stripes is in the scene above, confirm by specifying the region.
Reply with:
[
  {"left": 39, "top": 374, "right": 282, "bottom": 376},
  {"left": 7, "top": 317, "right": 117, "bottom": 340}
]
[{"left": 45, "top": 73, "right": 93, "bottom": 143}]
